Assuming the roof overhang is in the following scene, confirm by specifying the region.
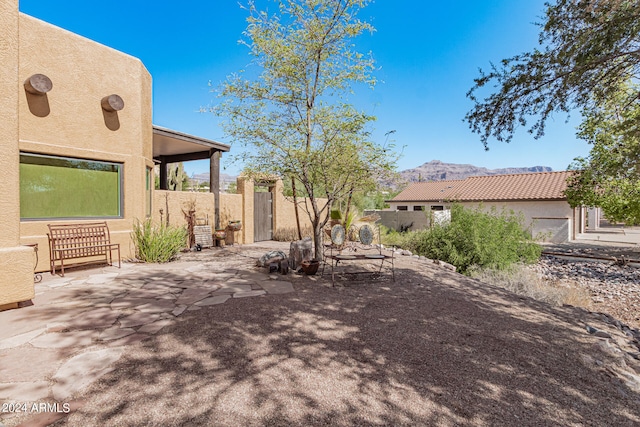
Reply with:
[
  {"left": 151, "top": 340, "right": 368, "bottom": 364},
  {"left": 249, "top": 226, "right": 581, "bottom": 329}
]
[{"left": 152, "top": 125, "right": 230, "bottom": 163}]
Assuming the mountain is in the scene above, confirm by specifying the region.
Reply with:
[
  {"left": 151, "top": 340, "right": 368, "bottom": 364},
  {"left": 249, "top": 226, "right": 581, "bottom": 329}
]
[
  {"left": 394, "top": 160, "right": 553, "bottom": 187},
  {"left": 190, "top": 160, "right": 553, "bottom": 191},
  {"left": 190, "top": 172, "right": 237, "bottom": 191}
]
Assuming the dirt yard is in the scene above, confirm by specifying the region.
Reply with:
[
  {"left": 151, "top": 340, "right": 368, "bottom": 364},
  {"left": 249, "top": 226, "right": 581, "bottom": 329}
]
[{"left": 43, "top": 243, "right": 640, "bottom": 426}]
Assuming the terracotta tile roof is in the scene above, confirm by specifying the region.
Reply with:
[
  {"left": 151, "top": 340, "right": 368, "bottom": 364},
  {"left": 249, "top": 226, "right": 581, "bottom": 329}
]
[
  {"left": 391, "top": 171, "right": 574, "bottom": 202},
  {"left": 392, "top": 180, "right": 467, "bottom": 202}
]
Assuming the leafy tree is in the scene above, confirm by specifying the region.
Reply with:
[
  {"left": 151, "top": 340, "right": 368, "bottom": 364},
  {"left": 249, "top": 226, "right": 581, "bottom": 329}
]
[
  {"left": 213, "top": 0, "right": 397, "bottom": 260},
  {"left": 465, "top": 0, "right": 640, "bottom": 146},
  {"left": 565, "top": 85, "right": 640, "bottom": 224}
]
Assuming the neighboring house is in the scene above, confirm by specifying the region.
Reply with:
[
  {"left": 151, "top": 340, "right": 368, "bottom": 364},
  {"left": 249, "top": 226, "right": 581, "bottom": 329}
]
[{"left": 383, "top": 171, "right": 586, "bottom": 243}]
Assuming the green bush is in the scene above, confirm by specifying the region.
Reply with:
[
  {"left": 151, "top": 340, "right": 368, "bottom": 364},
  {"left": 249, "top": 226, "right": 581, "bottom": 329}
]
[
  {"left": 409, "top": 204, "right": 541, "bottom": 274},
  {"left": 380, "top": 225, "right": 415, "bottom": 248},
  {"left": 131, "top": 219, "right": 187, "bottom": 263}
]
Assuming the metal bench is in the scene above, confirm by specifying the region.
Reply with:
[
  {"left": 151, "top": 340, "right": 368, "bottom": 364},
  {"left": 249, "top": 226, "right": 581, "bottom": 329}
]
[
  {"left": 322, "top": 223, "right": 394, "bottom": 285},
  {"left": 47, "top": 222, "right": 121, "bottom": 276}
]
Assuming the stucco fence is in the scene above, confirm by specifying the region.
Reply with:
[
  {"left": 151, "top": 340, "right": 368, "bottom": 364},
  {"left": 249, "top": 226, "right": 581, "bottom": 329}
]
[{"left": 153, "top": 177, "right": 324, "bottom": 246}]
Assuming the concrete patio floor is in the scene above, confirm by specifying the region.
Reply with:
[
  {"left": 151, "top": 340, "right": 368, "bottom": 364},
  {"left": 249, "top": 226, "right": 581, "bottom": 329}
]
[{"left": 0, "top": 242, "right": 295, "bottom": 426}]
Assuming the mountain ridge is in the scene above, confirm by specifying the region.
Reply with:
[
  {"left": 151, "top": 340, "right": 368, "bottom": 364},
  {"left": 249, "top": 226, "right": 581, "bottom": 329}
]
[
  {"left": 189, "top": 160, "right": 555, "bottom": 190},
  {"left": 396, "top": 160, "right": 554, "bottom": 185}
]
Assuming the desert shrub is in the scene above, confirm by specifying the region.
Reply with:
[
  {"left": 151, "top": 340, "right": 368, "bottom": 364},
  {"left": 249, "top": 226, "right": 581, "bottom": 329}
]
[
  {"left": 131, "top": 219, "right": 187, "bottom": 263},
  {"left": 380, "top": 225, "right": 415, "bottom": 248},
  {"left": 468, "top": 264, "right": 592, "bottom": 308},
  {"left": 409, "top": 204, "right": 541, "bottom": 274}
]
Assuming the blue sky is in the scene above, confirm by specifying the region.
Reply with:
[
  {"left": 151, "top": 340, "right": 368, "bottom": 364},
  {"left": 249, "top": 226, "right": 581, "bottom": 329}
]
[{"left": 20, "top": 0, "right": 590, "bottom": 177}]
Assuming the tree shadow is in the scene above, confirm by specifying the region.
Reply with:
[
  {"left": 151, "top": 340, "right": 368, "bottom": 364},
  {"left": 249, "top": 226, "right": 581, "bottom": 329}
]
[{"left": 39, "top": 260, "right": 640, "bottom": 426}]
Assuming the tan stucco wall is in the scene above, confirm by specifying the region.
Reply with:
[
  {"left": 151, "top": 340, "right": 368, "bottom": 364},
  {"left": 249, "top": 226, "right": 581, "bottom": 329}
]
[
  {"left": 124, "top": 177, "right": 327, "bottom": 252},
  {"left": 17, "top": 13, "right": 153, "bottom": 272},
  {"left": 272, "top": 187, "right": 327, "bottom": 234},
  {"left": 150, "top": 191, "right": 245, "bottom": 246},
  {"left": 152, "top": 190, "right": 215, "bottom": 228},
  {"left": 0, "top": 0, "right": 36, "bottom": 306}
]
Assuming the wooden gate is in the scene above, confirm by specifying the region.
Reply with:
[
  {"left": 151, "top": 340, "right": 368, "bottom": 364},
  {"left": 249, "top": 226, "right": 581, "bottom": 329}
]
[{"left": 254, "top": 191, "right": 273, "bottom": 241}]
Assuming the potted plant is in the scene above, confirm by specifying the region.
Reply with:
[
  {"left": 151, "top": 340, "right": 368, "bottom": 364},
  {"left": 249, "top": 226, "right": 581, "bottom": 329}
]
[
  {"left": 228, "top": 220, "right": 242, "bottom": 231},
  {"left": 300, "top": 259, "right": 320, "bottom": 275},
  {"left": 214, "top": 229, "right": 226, "bottom": 240}
]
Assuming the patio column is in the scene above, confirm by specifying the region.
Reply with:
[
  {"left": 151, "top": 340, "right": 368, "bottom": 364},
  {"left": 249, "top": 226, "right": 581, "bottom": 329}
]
[
  {"left": 209, "top": 150, "right": 221, "bottom": 229},
  {"left": 158, "top": 157, "right": 168, "bottom": 190}
]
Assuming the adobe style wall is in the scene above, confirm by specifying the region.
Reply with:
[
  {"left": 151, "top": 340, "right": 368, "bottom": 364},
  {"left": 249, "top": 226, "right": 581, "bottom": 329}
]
[
  {"left": 17, "top": 13, "right": 154, "bottom": 272},
  {"left": 154, "top": 177, "right": 325, "bottom": 247},
  {"left": 0, "top": 0, "right": 34, "bottom": 308}
]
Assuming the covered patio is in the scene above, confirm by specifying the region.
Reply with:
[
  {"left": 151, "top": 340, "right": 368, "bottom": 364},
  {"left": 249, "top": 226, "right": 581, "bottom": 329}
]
[{"left": 152, "top": 125, "right": 230, "bottom": 228}]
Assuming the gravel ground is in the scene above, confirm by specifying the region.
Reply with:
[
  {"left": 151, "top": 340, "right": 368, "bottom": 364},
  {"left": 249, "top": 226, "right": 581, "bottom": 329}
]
[
  {"left": 534, "top": 243, "right": 640, "bottom": 330},
  {"left": 44, "top": 245, "right": 640, "bottom": 427}
]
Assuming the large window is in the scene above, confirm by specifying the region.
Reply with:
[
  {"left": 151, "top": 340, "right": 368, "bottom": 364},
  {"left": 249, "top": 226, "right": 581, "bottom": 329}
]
[{"left": 20, "top": 153, "right": 123, "bottom": 220}]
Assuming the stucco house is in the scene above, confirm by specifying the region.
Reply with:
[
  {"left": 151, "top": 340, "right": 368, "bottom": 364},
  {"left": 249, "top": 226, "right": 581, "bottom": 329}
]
[
  {"left": 383, "top": 171, "right": 586, "bottom": 243},
  {"left": 1, "top": 0, "right": 317, "bottom": 310}
]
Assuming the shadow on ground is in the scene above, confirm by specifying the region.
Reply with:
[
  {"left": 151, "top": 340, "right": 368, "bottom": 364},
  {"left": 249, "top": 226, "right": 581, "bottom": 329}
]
[{"left": 50, "top": 260, "right": 640, "bottom": 426}]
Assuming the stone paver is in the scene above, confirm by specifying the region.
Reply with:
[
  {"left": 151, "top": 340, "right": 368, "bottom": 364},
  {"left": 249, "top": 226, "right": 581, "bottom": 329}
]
[
  {"left": 110, "top": 297, "right": 160, "bottom": 309},
  {"left": 172, "top": 305, "right": 188, "bottom": 317},
  {"left": 0, "top": 347, "right": 61, "bottom": 382},
  {"left": 52, "top": 347, "right": 124, "bottom": 400},
  {"left": 195, "top": 295, "right": 231, "bottom": 306},
  {"left": 46, "top": 322, "right": 70, "bottom": 333},
  {"left": 137, "top": 319, "right": 174, "bottom": 335},
  {"left": 233, "top": 290, "right": 267, "bottom": 298},
  {"left": 134, "top": 299, "right": 176, "bottom": 313},
  {"left": 106, "top": 333, "right": 150, "bottom": 348},
  {"left": 259, "top": 280, "right": 295, "bottom": 294},
  {"left": 0, "top": 381, "right": 50, "bottom": 401},
  {"left": 84, "top": 273, "right": 120, "bottom": 284},
  {"left": 98, "top": 327, "right": 136, "bottom": 342},
  {"left": 0, "top": 328, "right": 46, "bottom": 350},
  {"left": 0, "top": 243, "right": 297, "bottom": 417},
  {"left": 175, "top": 288, "right": 212, "bottom": 305},
  {"left": 65, "top": 307, "right": 120, "bottom": 330},
  {"left": 30, "top": 330, "right": 97, "bottom": 349},
  {"left": 211, "top": 284, "right": 252, "bottom": 295},
  {"left": 119, "top": 312, "right": 161, "bottom": 328}
]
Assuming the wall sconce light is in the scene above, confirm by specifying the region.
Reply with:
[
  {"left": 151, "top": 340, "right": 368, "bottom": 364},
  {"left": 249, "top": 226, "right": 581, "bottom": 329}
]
[
  {"left": 24, "top": 74, "right": 53, "bottom": 95},
  {"left": 101, "top": 94, "right": 124, "bottom": 112}
]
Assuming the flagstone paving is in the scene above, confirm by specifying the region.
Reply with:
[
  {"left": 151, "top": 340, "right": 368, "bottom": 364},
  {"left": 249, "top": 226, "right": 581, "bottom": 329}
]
[{"left": 0, "top": 243, "right": 296, "bottom": 425}]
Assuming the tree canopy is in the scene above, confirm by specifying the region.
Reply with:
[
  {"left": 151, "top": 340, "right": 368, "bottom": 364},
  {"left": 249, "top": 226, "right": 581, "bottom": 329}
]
[
  {"left": 565, "top": 84, "right": 640, "bottom": 224},
  {"left": 465, "top": 0, "right": 640, "bottom": 223},
  {"left": 213, "top": 0, "right": 397, "bottom": 259},
  {"left": 465, "top": 0, "right": 640, "bottom": 147}
]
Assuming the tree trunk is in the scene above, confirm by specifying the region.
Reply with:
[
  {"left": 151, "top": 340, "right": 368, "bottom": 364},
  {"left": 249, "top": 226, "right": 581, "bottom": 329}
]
[
  {"left": 343, "top": 188, "right": 354, "bottom": 226},
  {"left": 291, "top": 176, "right": 303, "bottom": 240},
  {"left": 313, "top": 221, "right": 323, "bottom": 262}
]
